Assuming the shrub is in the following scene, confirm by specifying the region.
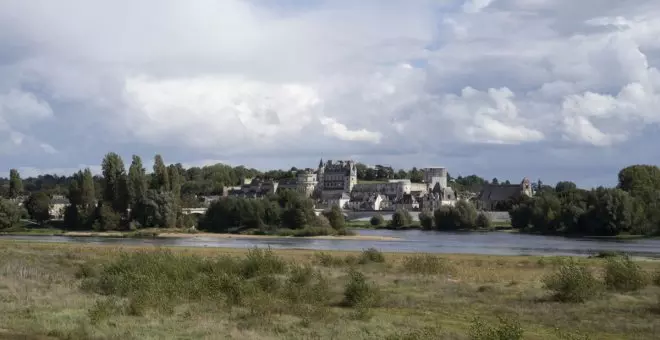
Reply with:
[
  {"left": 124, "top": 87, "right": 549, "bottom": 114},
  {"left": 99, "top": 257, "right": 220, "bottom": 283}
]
[
  {"left": 401, "top": 254, "right": 454, "bottom": 275},
  {"left": 314, "top": 215, "right": 332, "bottom": 229},
  {"left": 370, "top": 214, "right": 385, "bottom": 227},
  {"left": 359, "top": 248, "right": 385, "bottom": 264},
  {"left": 434, "top": 201, "right": 478, "bottom": 230},
  {"left": 342, "top": 270, "right": 381, "bottom": 308},
  {"left": 475, "top": 213, "right": 492, "bottom": 230},
  {"left": 324, "top": 204, "right": 346, "bottom": 230},
  {"left": 313, "top": 252, "right": 346, "bottom": 267},
  {"left": 469, "top": 316, "right": 524, "bottom": 340},
  {"left": 543, "top": 261, "right": 601, "bottom": 302},
  {"left": 654, "top": 271, "right": 660, "bottom": 286},
  {"left": 284, "top": 264, "right": 331, "bottom": 305},
  {"left": 604, "top": 256, "right": 649, "bottom": 292},
  {"left": 390, "top": 209, "right": 412, "bottom": 228},
  {"left": 419, "top": 211, "right": 434, "bottom": 230},
  {"left": 240, "top": 247, "right": 287, "bottom": 278}
]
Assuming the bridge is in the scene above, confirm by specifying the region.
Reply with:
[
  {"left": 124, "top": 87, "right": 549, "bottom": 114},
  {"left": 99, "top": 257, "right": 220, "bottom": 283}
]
[{"left": 181, "top": 207, "right": 207, "bottom": 215}]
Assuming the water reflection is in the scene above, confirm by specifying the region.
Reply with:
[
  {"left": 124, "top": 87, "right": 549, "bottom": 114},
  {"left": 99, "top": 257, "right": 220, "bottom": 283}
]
[{"left": 2, "top": 229, "right": 660, "bottom": 257}]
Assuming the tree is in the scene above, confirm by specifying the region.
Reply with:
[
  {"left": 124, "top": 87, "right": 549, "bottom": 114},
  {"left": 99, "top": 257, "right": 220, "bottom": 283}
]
[
  {"left": 492, "top": 178, "right": 499, "bottom": 185},
  {"left": 0, "top": 197, "right": 23, "bottom": 230},
  {"left": 390, "top": 209, "right": 412, "bottom": 228},
  {"left": 8, "top": 169, "right": 23, "bottom": 198},
  {"left": 101, "top": 152, "right": 129, "bottom": 213},
  {"left": 434, "top": 201, "right": 478, "bottom": 230},
  {"left": 133, "top": 190, "right": 178, "bottom": 228},
  {"left": 475, "top": 212, "right": 492, "bottom": 229},
  {"left": 168, "top": 164, "right": 182, "bottom": 199},
  {"left": 419, "top": 211, "right": 434, "bottom": 230},
  {"left": 92, "top": 203, "right": 122, "bottom": 231},
  {"left": 80, "top": 168, "right": 96, "bottom": 209},
  {"left": 128, "top": 155, "right": 147, "bottom": 210},
  {"left": 370, "top": 214, "right": 384, "bottom": 227},
  {"left": 324, "top": 205, "right": 345, "bottom": 230},
  {"left": 152, "top": 155, "right": 170, "bottom": 191},
  {"left": 555, "top": 181, "right": 577, "bottom": 193},
  {"left": 25, "top": 192, "right": 51, "bottom": 225}
]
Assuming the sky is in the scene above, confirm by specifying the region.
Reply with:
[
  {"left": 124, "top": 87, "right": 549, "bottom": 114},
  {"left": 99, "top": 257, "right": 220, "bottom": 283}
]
[{"left": 1, "top": 0, "right": 660, "bottom": 187}]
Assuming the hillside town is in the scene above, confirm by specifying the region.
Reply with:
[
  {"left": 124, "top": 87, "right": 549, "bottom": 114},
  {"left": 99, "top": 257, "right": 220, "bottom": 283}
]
[
  {"left": 223, "top": 159, "right": 534, "bottom": 213},
  {"left": 2, "top": 158, "right": 535, "bottom": 220}
]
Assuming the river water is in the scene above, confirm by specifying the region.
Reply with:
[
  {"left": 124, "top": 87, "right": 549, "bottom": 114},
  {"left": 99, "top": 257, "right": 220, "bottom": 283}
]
[{"left": 2, "top": 229, "right": 660, "bottom": 257}]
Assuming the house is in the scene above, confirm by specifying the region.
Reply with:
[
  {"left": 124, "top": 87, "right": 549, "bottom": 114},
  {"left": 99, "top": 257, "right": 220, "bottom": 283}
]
[
  {"left": 50, "top": 195, "right": 70, "bottom": 219},
  {"left": 393, "top": 194, "right": 419, "bottom": 211},
  {"left": 476, "top": 178, "right": 533, "bottom": 211}
]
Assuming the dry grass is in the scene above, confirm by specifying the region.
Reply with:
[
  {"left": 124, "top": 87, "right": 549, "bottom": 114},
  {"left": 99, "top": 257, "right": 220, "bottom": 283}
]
[{"left": 0, "top": 240, "right": 659, "bottom": 339}]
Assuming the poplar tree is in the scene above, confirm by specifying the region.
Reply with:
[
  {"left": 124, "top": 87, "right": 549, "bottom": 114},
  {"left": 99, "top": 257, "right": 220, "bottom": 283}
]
[
  {"left": 8, "top": 169, "right": 23, "bottom": 198},
  {"left": 128, "top": 155, "right": 147, "bottom": 209},
  {"left": 101, "top": 152, "right": 129, "bottom": 213},
  {"left": 152, "top": 155, "right": 170, "bottom": 191}
]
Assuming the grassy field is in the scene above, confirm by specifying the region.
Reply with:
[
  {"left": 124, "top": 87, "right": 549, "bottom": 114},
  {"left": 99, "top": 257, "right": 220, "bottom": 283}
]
[{"left": 0, "top": 241, "right": 659, "bottom": 339}]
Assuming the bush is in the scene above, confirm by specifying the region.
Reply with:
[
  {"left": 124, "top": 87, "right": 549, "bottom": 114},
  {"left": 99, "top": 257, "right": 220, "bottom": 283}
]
[
  {"left": 419, "top": 211, "right": 434, "bottom": 230},
  {"left": 654, "top": 271, "right": 660, "bottom": 286},
  {"left": 604, "top": 256, "right": 649, "bottom": 292},
  {"left": 475, "top": 213, "right": 492, "bottom": 230},
  {"left": 401, "top": 254, "right": 454, "bottom": 275},
  {"left": 543, "top": 261, "right": 601, "bottom": 302},
  {"left": 390, "top": 209, "right": 412, "bottom": 228},
  {"left": 469, "top": 316, "right": 524, "bottom": 340},
  {"left": 359, "top": 248, "right": 385, "bottom": 264},
  {"left": 313, "top": 252, "right": 346, "bottom": 267},
  {"left": 323, "top": 204, "right": 345, "bottom": 230},
  {"left": 370, "top": 214, "right": 385, "bottom": 227},
  {"left": 342, "top": 269, "right": 381, "bottom": 308},
  {"left": 434, "top": 201, "right": 478, "bottom": 230}
]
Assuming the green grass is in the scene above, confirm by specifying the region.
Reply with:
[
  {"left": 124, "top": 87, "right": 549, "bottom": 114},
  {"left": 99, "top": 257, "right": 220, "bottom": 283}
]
[{"left": 0, "top": 241, "right": 659, "bottom": 339}]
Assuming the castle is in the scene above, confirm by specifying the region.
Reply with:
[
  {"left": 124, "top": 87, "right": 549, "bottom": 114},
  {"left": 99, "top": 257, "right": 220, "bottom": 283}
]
[{"left": 226, "top": 159, "right": 456, "bottom": 211}]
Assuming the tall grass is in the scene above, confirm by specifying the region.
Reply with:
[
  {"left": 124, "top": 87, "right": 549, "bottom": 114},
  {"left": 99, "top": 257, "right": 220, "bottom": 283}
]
[{"left": 401, "top": 254, "right": 455, "bottom": 275}]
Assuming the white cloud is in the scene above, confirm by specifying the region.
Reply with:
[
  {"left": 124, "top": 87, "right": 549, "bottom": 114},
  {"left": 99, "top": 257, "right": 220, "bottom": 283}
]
[{"left": 1, "top": 0, "right": 660, "bottom": 186}]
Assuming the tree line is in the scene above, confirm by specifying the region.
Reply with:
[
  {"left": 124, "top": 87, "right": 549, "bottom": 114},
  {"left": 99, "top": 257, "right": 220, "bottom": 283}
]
[
  {"left": 506, "top": 165, "right": 660, "bottom": 236},
  {"left": 1, "top": 161, "right": 503, "bottom": 198}
]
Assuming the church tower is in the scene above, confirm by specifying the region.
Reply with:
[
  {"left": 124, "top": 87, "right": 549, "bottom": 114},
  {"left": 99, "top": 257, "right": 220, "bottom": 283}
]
[{"left": 316, "top": 158, "right": 325, "bottom": 193}]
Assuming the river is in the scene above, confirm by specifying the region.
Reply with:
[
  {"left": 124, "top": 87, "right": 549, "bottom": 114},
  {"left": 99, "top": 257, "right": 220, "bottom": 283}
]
[{"left": 2, "top": 229, "right": 660, "bottom": 257}]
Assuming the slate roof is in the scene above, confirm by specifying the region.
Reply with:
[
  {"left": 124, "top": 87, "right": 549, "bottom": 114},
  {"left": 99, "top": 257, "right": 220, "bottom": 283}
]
[{"left": 478, "top": 184, "right": 523, "bottom": 201}]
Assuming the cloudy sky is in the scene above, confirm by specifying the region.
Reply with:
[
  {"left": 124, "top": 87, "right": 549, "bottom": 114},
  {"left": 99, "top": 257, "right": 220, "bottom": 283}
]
[{"left": 1, "top": 0, "right": 659, "bottom": 187}]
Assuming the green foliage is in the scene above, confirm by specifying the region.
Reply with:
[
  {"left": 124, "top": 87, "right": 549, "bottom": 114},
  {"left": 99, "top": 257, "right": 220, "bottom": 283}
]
[
  {"left": 469, "top": 316, "right": 524, "bottom": 340},
  {"left": 92, "top": 203, "right": 122, "bottom": 231},
  {"left": 8, "top": 169, "right": 23, "bottom": 198},
  {"left": 370, "top": 214, "right": 384, "bottom": 227},
  {"left": 358, "top": 248, "right": 385, "bottom": 264},
  {"left": 25, "top": 192, "right": 51, "bottom": 224},
  {"left": 0, "top": 197, "right": 23, "bottom": 230},
  {"left": 604, "top": 256, "right": 649, "bottom": 292},
  {"left": 653, "top": 270, "right": 660, "bottom": 286},
  {"left": 323, "top": 204, "right": 345, "bottom": 230},
  {"left": 418, "top": 211, "right": 434, "bottom": 230},
  {"left": 127, "top": 155, "right": 147, "bottom": 210},
  {"left": 543, "top": 261, "right": 601, "bottom": 302},
  {"left": 390, "top": 209, "right": 412, "bottom": 228},
  {"left": 475, "top": 212, "right": 492, "bottom": 229},
  {"left": 510, "top": 186, "right": 640, "bottom": 236},
  {"left": 434, "top": 200, "right": 478, "bottom": 230},
  {"left": 342, "top": 269, "right": 381, "bottom": 308},
  {"left": 132, "top": 190, "right": 178, "bottom": 228},
  {"left": 401, "top": 254, "right": 454, "bottom": 275},
  {"left": 101, "top": 152, "right": 129, "bottom": 214},
  {"left": 151, "top": 154, "right": 170, "bottom": 192},
  {"left": 201, "top": 192, "right": 316, "bottom": 232}
]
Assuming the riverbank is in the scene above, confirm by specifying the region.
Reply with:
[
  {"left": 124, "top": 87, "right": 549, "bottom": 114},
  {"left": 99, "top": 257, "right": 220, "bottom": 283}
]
[
  {"left": 60, "top": 230, "right": 400, "bottom": 241},
  {"left": 0, "top": 240, "right": 659, "bottom": 339}
]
